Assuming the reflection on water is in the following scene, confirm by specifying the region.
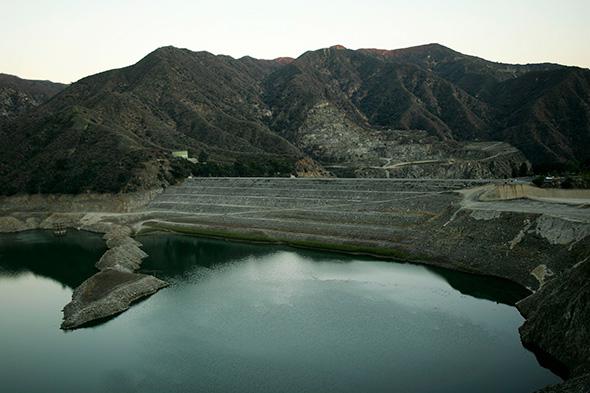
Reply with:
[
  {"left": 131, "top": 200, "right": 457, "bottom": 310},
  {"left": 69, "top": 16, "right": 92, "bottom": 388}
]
[
  {"left": 0, "top": 232, "right": 559, "bottom": 393},
  {"left": 0, "top": 230, "right": 105, "bottom": 288},
  {"left": 140, "top": 234, "right": 531, "bottom": 306}
]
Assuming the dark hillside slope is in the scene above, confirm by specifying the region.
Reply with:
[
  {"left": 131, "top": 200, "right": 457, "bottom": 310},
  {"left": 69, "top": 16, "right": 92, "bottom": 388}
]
[
  {"left": 0, "top": 47, "right": 301, "bottom": 194},
  {"left": 0, "top": 73, "right": 66, "bottom": 120},
  {"left": 360, "top": 43, "right": 562, "bottom": 98},
  {"left": 1, "top": 44, "right": 589, "bottom": 194},
  {"left": 264, "top": 46, "right": 495, "bottom": 141},
  {"left": 360, "top": 44, "right": 589, "bottom": 167},
  {"left": 489, "top": 67, "right": 590, "bottom": 168}
]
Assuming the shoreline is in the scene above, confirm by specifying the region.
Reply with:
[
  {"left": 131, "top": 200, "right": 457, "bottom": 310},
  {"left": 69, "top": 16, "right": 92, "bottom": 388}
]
[
  {"left": 136, "top": 224, "right": 533, "bottom": 295},
  {"left": 0, "top": 178, "right": 588, "bottom": 392}
]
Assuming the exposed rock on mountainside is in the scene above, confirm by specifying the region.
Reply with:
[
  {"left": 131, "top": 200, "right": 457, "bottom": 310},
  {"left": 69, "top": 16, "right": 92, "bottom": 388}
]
[
  {"left": 296, "top": 102, "right": 529, "bottom": 178},
  {"left": 518, "top": 258, "right": 590, "bottom": 379},
  {"left": 265, "top": 44, "right": 589, "bottom": 169},
  {"left": 0, "top": 73, "right": 65, "bottom": 120},
  {"left": 0, "top": 44, "right": 588, "bottom": 194},
  {"left": 294, "top": 157, "right": 332, "bottom": 177}
]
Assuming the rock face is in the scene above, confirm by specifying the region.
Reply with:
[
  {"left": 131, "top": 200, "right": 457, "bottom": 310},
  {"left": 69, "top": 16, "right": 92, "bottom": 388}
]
[
  {"left": 537, "top": 374, "right": 590, "bottom": 393},
  {"left": 0, "top": 216, "right": 37, "bottom": 232},
  {"left": 61, "top": 225, "right": 168, "bottom": 330},
  {"left": 294, "top": 157, "right": 332, "bottom": 177},
  {"left": 297, "top": 102, "right": 530, "bottom": 178},
  {"left": 517, "top": 258, "right": 590, "bottom": 379}
]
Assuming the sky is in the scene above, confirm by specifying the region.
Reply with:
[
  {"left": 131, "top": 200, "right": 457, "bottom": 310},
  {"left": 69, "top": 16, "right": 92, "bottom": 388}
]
[{"left": 1, "top": 0, "right": 589, "bottom": 83}]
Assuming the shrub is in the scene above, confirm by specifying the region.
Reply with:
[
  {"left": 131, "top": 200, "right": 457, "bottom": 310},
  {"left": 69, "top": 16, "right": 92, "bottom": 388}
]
[{"left": 532, "top": 176, "right": 544, "bottom": 187}]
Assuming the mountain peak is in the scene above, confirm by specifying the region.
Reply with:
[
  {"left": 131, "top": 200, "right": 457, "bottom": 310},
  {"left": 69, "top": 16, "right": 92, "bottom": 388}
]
[
  {"left": 151, "top": 45, "right": 182, "bottom": 54},
  {"left": 147, "top": 45, "right": 215, "bottom": 60},
  {"left": 274, "top": 57, "right": 294, "bottom": 65},
  {"left": 359, "top": 43, "right": 454, "bottom": 58}
]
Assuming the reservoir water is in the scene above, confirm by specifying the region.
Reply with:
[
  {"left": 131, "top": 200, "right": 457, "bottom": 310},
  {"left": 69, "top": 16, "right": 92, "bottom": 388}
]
[{"left": 0, "top": 231, "right": 559, "bottom": 393}]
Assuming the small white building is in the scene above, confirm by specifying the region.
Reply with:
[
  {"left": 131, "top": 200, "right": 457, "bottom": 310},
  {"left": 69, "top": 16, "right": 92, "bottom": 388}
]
[{"left": 171, "top": 150, "right": 189, "bottom": 159}]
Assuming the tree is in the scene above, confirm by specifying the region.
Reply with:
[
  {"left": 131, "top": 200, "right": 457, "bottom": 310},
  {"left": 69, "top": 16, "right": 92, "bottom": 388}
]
[
  {"left": 198, "top": 150, "right": 209, "bottom": 163},
  {"left": 532, "top": 176, "right": 544, "bottom": 187}
]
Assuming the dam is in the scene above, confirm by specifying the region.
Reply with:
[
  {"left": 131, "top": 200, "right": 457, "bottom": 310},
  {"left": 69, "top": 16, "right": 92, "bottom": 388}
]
[{"left": 141, "top": 177, "right": 495, "bottom": 255}]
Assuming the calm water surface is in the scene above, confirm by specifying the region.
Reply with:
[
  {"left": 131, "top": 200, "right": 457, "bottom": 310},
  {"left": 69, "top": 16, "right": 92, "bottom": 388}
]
[{"left": 0, "top": 231, "right": 559, "bottom": 393}]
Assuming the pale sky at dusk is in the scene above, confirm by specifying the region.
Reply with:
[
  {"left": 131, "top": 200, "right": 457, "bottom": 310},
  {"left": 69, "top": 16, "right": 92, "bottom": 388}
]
[{"left": 2, "top": 0, "right": 589, "bottom": 83}]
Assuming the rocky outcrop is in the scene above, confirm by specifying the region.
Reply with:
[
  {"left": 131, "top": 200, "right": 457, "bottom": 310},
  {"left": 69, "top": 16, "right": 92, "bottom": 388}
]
[
  {"left": 480, "top": 184, "right": 590, "bottom": 203},
  {"left": 297, "top": 102, "right": 530, "bottom": 179},
  {"left": 0, "top": 197, "right": 169, "bottom": 330},
  {"left": 60, "top": 225, "right": 168, "bottom": 329},
  {"left": 96, "top": 240, "right": 148, "bottom": 272},
  {"left": 537, "top": 374, "right": 590, "bottom": 393},
  {"left": 61, "top": 269, "right": 167, "bottom": 329},
  {"left": 517, "top": 258, "right": 590, "bottom": 379},
  {"left": 426, "top": 208, "right": 587, "bottom": 290},
  {"left": 294, "top": 157, "right": 332, "bottom": 177},
  {"left": 0, "top": 216, "right": 37, "bottom": 232}
]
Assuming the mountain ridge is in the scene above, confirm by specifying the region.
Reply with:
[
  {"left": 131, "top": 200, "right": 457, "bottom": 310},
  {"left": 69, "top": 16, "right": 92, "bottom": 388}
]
[
  {"left": 0, "top": 44, "right": 588, "bottom": 194},
  {"left": 0, "top": 73, "right": 66, "bottom": 120}
]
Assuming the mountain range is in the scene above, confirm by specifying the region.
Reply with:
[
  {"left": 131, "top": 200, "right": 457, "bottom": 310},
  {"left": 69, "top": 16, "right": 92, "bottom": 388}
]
[{"left": 1, "top": 43, "right": 589, "bottom": 194}]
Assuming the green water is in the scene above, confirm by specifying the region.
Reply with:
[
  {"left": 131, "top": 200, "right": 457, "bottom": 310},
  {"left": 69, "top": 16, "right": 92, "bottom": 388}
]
[{"left": 0, "top": 231, "right": 559, "bottom": 393}]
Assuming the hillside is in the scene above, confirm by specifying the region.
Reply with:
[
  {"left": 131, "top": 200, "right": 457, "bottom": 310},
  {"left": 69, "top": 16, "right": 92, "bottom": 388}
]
[
  {"left": 266, "top": 44, "right": 589, "bottom": 168},
  {"left": 0, "top": 44, "right": 588, "bottom": 194},
  {"left": 0, "top": 73, "right": 66, "bottom": 120},
  {"left": 0, "top": 48, "right": 302, "bottom": 194},
  {"left": 361, "top": 44, "right": 590, "bottom": 167}
]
